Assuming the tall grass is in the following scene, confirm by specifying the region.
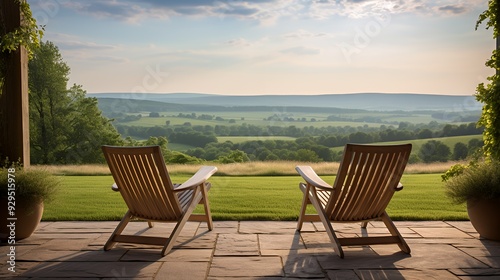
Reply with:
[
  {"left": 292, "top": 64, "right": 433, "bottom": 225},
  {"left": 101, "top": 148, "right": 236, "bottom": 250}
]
[{"left": 32, "top": 161, "right": 459, "bottom": 176}]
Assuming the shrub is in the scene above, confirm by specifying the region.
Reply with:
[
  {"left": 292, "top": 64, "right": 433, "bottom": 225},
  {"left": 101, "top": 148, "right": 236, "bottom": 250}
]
[
  {"left": 0, "top": 168, "right": 59, "bottom": 204},
  {"left": 444, "top": 161, "right": 500, "bottom": 204}
]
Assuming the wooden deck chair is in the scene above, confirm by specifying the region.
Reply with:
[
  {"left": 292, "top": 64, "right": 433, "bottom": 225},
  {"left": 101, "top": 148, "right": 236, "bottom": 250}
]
[
  {"left": 296, "top": 144, "right": 412, "bottom": 258},
  {"left": 102, "top": 145, "right": 217, "bottom": 256}
]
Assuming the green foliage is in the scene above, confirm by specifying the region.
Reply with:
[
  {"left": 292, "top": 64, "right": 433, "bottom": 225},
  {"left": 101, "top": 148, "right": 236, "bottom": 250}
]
[
  {"left": 0, "top": 0, "right": 44, "bottom": 104},
  {"left": 29, "top": 41, "right": 70, "bottom": 163},
  {"left": 217, "top": 150, "right": 250, "bottom": 163},
  {"left": 444, "top": 161, "right": 500, "bottom": 204},
  {"left": 418, "top": 140, "right": 451, "bottom": 163},
  {"left": 125, "top": 136, "right": 200, "bottom": 164},
  {"left": 0, "top": 168, "right": 59, "bottom": 204},
  {"left": 441, "top": 163, "right": 468, "bottom": 182},
  {"left": 29, "top": 42, "right": 123, "bottom": 164},
  {"left": 452, "top": 142, "right": 469, "bottom": 160},
  {"left": 168, "top": 151, "right": 201, "bottom": 164},
  {"left": 0, "top": 0, "right": 43, "bottom": 57},
  {"left": 475, "top": 0, "right": 500, "bottom": 161},
  {"left": 64, "top": 84, "right": 124, "bottom": 163}
]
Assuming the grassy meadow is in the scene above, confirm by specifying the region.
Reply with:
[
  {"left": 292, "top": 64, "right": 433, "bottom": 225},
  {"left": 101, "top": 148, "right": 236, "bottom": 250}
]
[
  {"left": 121, "top": 110, "right": 448, "bottom": 129},
  {"left": 41, "top": 163, "right": 467, "bottom": 221}
]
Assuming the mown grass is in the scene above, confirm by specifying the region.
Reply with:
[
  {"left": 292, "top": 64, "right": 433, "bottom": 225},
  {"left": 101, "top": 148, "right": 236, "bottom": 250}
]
[{"left": 42, "top": 174, "right": 467, "bottom": 221}]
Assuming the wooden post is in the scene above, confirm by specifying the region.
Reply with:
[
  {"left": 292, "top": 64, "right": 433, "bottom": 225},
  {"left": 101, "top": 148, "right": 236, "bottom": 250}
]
[{"left": 0, "top": 0, "right": 30, "bottom": 167}]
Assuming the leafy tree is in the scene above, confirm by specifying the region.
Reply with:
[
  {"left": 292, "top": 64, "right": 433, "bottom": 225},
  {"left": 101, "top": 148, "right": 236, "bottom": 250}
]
[
  {"left": 168, "top": 152, "right": 200, "bottom": 164},
  {"left": 417, "top": 128, "right": 433, "bottom": 139},
  {"left": 475, "top": 0, "right": 500, "bottom": 160},
  {"left": 468, "top": 138, "right": 484, "bottom": 156},
  {"left": 63, "top": 84, "right": 123, "bottom": 163},
  {"left": 29, "top": 41, "right": 122, "bottom": 163},
  {"left": 419, "top": 140, "right": 451, "bottom": 163},
  {"left": 29, "top": 41, "right": 71, "bottom": 163},
  {"left": 217, "top": 150, "right": 250, "bottom": 163},
  {"left": 452, "top": 142, "right": 469, "bottom": 161},
  {"left": 297, "top": 149, "right": 321, "bottom": 162}
]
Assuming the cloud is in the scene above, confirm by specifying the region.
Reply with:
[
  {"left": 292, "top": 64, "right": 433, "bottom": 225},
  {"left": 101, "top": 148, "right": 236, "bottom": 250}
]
[
  {"left": 226, "top": 38, "right": 253, "bottom": 47},
  {"left": 56, "top": 41, "right": 116, "bottom": 51},
  {"left": 281, "top": 46, "right": 320, "bottom": 55},
  {"left": 87, "top": 55, "right": 129, "bottom": 63},
  {"left": 53, "top": 0, "right": 485, "bottom": 23},
  {"left": 283, "top": 29, "right": 329, "bottom": 39},
  {"left": 438, "top": 5, "right": 467, "bottom": 15}
]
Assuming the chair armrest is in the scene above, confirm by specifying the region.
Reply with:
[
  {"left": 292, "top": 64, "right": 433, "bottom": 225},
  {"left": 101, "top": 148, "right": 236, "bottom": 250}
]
[
  {"left": 395, "top": 182, "right": 404, "bottom": 191},
  {"left": 295, "top": 166, "right": 333, "bottom": 191},
  {"left": 174, "top": 166, "right": 218, "bottom": 192},
  {"left": 111, "top": 183, "right": 119, "bottom": 192}
]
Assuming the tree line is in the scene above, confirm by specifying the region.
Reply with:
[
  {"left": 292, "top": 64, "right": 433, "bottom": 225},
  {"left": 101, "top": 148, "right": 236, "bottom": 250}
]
[
  {"left": 25, "top": 40, "right": 484, "bottom": 165},
  {"left": 115, "top": 121, "right": 482, "bottom": 148}
]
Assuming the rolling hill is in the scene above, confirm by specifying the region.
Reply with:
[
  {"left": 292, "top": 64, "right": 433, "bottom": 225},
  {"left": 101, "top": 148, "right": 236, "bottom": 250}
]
[{"left": 89, "top": 92, "right": 481, "bottom": 112}]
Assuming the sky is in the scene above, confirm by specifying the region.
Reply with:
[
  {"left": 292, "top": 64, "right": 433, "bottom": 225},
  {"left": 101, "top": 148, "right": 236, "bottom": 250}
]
[{"left": 27, "top": 0, "right": 494, "bottom": 96}]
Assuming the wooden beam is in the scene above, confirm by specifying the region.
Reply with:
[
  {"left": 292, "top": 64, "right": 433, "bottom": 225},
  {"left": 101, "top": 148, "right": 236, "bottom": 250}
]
[{"left": 0, "top": 0, "right": 30, "bottom": 167}]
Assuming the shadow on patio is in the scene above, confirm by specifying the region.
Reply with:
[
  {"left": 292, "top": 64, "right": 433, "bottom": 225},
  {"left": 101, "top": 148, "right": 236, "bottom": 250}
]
[{"left": 1, "top": 220, "right": 500, "bottom": 279}]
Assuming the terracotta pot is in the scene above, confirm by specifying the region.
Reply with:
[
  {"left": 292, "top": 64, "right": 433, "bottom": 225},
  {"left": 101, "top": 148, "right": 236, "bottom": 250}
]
[
  {"left": 467, "top": 197, "right": 500, "bottom": 241},
  {"left": 0, "top": 199, "right": 44, "bottom": 241}
]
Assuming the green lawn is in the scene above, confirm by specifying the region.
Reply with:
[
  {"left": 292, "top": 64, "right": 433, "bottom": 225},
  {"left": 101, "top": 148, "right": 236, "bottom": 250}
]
[{"left": 43, "top": 174, "right": 467, "bottom": 221}]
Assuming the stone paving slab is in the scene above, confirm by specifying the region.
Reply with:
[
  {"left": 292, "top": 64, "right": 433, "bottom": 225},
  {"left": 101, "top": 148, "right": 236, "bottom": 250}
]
[
  {"left": 2, "top": 221, "right": 500, "bottom": 279},
  {"left": 209, "top": 256, "right": 284, "bottom": 277}
]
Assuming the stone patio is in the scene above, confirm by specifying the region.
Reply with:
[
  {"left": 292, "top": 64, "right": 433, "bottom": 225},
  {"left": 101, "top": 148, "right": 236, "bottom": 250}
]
[{"left": 1, "top": 220, "right": 500, "bottom": 279}]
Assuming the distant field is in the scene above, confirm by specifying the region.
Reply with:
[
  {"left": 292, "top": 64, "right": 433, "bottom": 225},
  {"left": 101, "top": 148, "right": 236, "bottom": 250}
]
[
  {"left": 218, "top": 136, "right": 296, "bottom": 143},
  {"left": 123, "top": 115, "right": 388, "bottom": 128},
  {"left": 116, "top": 109, "right": 457, "bottom": 128}
]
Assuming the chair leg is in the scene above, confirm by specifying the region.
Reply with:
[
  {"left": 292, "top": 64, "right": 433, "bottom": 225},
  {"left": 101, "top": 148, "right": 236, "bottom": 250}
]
[
  {"left": 318, "top": 210, "right": 344, "bottom": 258},
  {"left": 104, "top": 210, "right": 132, "bottom": 251},
  {"left": 361, "top": 221, "right": 368, "bottom": 228},
  {"left": 297, "top": 183, "right": 310, "bottom": 231},
  {"left": 201, "top": 183, "right": 213, "bottom": 231},
  {"left": 148, "top": 221, "right": 154, "bottom": 228},
  {"left": 307, "top": 190, "right": 344, "bottom": 258},
  {"left": 381, "top": 212, "right": 411, "bottom": 254},
  {"left": 161, "top": 188, "right": 205, "bottom": 256}
]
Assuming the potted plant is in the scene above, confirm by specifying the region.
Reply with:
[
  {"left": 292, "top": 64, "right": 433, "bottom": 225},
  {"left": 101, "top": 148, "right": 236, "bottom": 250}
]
[
  {"left": 0, "top": 167, "right": 59, "bottom": 241},
  {"left": 443, "top": 161, "right": 500, "bottom": 240}
]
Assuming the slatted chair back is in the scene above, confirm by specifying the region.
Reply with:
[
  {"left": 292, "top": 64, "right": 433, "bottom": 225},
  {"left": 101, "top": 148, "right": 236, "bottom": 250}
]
[
  {"left": 326, "top": 144, "right": 411, "bottom": 222},
  {"left": 102, "top": 146, "right": 183, "bottom": 221}
]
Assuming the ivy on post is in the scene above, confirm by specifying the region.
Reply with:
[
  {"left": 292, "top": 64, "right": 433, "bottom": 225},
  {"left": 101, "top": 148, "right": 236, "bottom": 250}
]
[
  {"left": 0, "top": 0, "right": 43, "bottom": 167},
  {"left": 475, "top": 0, "right": 500, "bottom": 161}
]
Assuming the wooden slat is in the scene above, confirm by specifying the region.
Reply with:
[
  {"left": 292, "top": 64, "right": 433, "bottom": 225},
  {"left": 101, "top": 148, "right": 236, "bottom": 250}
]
[
  {"left": 102, "top": 146, "right": 183, "bottom": 221},
  {"left": 324, "top": 144, "right": 411, "bottom": 222}
]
